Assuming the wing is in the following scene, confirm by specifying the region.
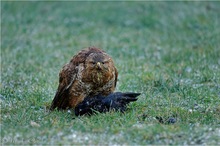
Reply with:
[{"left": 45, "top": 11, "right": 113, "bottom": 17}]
[
  {"left": 50, "top": 63, "right": 77, "bottom": 110},
  {"left": 50, "top": 47, "right": 105, "bottom": 110},
  {"left": 74, "top": 92, "right": 141, "bottom": 116}
]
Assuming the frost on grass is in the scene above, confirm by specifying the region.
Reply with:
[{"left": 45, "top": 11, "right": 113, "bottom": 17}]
[
  {"left": 60, "top": 129, "right": 124, "bottom": 145},
  {"left": 186, "top": 126, "right": 220, "bottom": 145}
]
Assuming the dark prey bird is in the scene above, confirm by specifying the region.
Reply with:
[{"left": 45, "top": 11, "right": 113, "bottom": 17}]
[{"left": 75, "top": 92, "right": 141, "bottom": 116}]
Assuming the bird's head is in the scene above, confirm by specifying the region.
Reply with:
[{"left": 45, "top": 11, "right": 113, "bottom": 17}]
[{"left": 85, "top": 52, "right": 112, "bottom": 72}]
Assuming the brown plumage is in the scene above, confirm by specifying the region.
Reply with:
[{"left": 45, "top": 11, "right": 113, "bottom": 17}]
[{"left": 50, "top": 47, "right": 118, "bottom": 110}]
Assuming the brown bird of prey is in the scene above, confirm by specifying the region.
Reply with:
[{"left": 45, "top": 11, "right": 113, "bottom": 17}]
[{"left": 50, "top": 47, "right": 118, "bottom": 110}]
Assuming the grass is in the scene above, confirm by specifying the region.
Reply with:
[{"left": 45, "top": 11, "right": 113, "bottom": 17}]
[{"left": 1, "top": 1, "right": 220, "bottom": 145}]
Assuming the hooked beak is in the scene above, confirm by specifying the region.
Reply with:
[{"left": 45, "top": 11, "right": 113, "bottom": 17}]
[{"left": 96, "top": 62, "right": 101, "bottom": 70}]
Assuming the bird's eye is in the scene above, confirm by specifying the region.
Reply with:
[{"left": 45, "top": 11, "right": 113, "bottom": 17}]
[{"left": 102, "top": 62, "right": 105, "bottom": 64}]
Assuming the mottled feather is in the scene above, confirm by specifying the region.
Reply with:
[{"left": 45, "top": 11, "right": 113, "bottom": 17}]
[{"left": 50, "top": 47, "right": 118, "bottom": 110}]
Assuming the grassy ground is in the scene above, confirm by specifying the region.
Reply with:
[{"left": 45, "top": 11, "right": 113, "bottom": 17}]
[{"left": 1, "top": 1, "right": 220, "bottom": 145}]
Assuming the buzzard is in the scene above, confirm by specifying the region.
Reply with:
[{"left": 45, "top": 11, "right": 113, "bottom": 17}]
[{"left": 50, "top": 47, "right": 118, "bottom": 110}]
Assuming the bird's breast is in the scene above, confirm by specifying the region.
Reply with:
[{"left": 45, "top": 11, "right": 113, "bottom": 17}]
[
  {"left": 83, "top": 69, "right": 111, "bottom": 84},
  {"left": 94, "top": 72, "right": 104, "bottom": 84},
  {"left": 90, "top": 72, "right": 104, "bottom": 86}
]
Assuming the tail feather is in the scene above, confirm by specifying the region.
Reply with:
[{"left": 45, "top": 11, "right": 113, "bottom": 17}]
[{"left": 121, "top": 92, "right": 141, "bottom": 97}]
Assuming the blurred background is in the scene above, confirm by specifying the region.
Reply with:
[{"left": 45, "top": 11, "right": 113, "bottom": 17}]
[{"left": 2, "top": 1, "right": 219, "bottom": 90}]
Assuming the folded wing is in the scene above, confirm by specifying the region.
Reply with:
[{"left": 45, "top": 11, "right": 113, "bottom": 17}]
[{"left": 75, "top": 92, "right": 141, "bottom": 116}]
